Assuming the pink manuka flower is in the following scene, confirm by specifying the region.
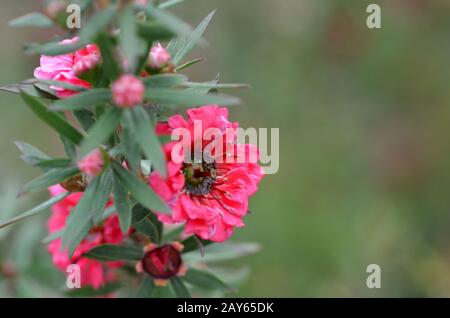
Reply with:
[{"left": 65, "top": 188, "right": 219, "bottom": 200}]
[
  {"left": 148, "top": 43, "right": 171, "bottom": 69},
  {"left": 111, "top": 74, "right": 145, "bottom": 108},
  {"left": 47, "top": 185, "right": 125, "bottom": 289},
  {"left": 34, "top": 36, "right": 101, "bottom": 98},
  {"left": 149, "top": 106, "right": 264, "bottom": 242},
  {"left": 77, "top": 149, "right": 105, "bottom": 177}
]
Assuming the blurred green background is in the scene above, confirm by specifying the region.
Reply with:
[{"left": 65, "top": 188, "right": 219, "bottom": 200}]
[{"left": 2, "top": 0, "right": 450, "bottom": 297}]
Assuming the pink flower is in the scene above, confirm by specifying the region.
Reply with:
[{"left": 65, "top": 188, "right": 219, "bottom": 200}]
[
  {"left": 149, "top": 106, "right": 264, "bottom": 242},
  {"left": 77, "top": 149, "right": 105, "bottom": 177},
  {"left": 111, "top": 74, "right": 145, "bottom": 108},
  {"left": 34, "top": 37, "right": 100, "bottom": 98},
  {"left": 148, "top": 43, "right": 171, "bottom": 69},
  {"left": 47, "top": 185, "right": 125, "bottom": 289}
]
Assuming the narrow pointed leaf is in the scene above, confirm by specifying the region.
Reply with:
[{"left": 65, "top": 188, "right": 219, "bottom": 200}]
[
  {"left": 134, "top": 217, "right": 160, "bottom": 243},
  {"left": 0, "top": 192, "right": 69, "bottom": 229},
  {"left": 113, "top": 175, "right": 132, "bottom": 233},
  {"left": 183, "top": 82, "right": 250, "bottom": 89},
  {"left": 143, "top": 74, "right": 187, "bottom": 89},
  {"left": 51, "top": 89, "right": 112, "bottom": 111},
  {"left": 183, "top": 268, "right": 232, "bottom": 291},
  {"left": 167, "top": 10, "right": 215, "bottom": 65},
  {"left": 175, "top": 58, "right": 205, "bottom": 72},
  {"left": 112, "top": 162, "right": 170, "bottom": 214},
  {"left": 120, "top": 5, "right": 143, "bottom": 73},
  {"left": 158, "top": 0, "right": 185, "bottom": 9},
  {"left": 36, "top": 80, "right": 88, "bottom": 92},
  {"left": 35, "top": 159, "right": 72, "bottom": 169},
  {"left": 97, "top": 34, "right": 120, "bottom": 81},
  {"left": 9, "top": 12, "right": 53, "bottom": 28},
  {"left": 79, "top": 107, "right": 122, "bottom": 157},
  {"left": 15, "top": 141, "right": 51, "bottom": 165},
  {"left": 0, "top": 83, "right": 56, "bottom": 99},
  {"left": 61, "top": 174, "right": 111, "bottom": 256},
  {"left": 145, "top": 88, "right": 240, "bottom": 107},
  {"left": 19, "top": 166, "right": 79, "bottom": 195},
  {"left": 170, "top": 277, "right": 190, "bottom": 298},
  {"left": 181, "top": 235, "right": 212, "bottom": 255},
  {"left": 131, "top": 107, "right": 167, "bottom": 177},
  {"left": 137, "top": 22, "right": 175, "bottom": 42},
  {"left": 142, "top": 3, "right": 196, "bottom": 40},
  {"left": 20, "top": 92, "right": 83, "bottom": 144},
  {"left": 85, "top": 244, "right": 143, "bottom": 261},
  {"left": 134, "top": 277, "right": 156, "bottom": 298},
  {"left": 79, "top": 7, "right": 116, "bottom": 43}
]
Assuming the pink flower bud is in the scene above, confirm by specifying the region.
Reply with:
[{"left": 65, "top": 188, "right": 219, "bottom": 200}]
[
  {"left": 111, "top": 74, "right": 145, "bottom": 108},
  {"left": 148, "top": 43, "right": 171, "bottom": 69},
  {"left": 77, "top": 149, "right": 105, "bottom": 177}
]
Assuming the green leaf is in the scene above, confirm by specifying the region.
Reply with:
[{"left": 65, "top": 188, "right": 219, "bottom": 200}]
[
  {"left": 134, "top": 277, "right": 156, "bottom": 298},
  {"left": 66, "top": 282, "right": 122, "bottom": 298},
  {"left": 73, "top": 109, "right": 95, "bottom": 132},
  {"left": 41, "top": 229, "right": 63, "bottom": 244},
  {"left": 112, "top": 162, "right": 170, "bottom": 214},
  {"left": 84, "top": 244, "right": 143, "bottom": 261},
  {"left": 51, "top": 89, "right": 112, "bottom": 111},
  {"left": 120, "top": 5, "right": 143, "bottom": 73},
  {"left": 97, "top": 33, "right": 120, "bottom": 81},
  {"left": 167, "top": 10, "right": 215, "bottom": 65},
  {"left": 121, "top": 115, "right": 141, "bottom": 172},
  {"left": 35, "top": 159, "right": 72, "bottom": 169},
  {"left": 9, "top": 12, "right": 53, "bottom": 28},
  {"left": 79, "top": 107, "right": 122, "bottom": 157},
  {"left": 32, "top": 41, "right": 85, "bottom": 56},
  {"left": 143, "top": 74, "right": 187, "bottom": 89},
  {"left": 170, "top": 277, "right": 190, "bottom": 298},
  {"left": 145, "top": 88, "right": 240, "bottom": 107},
  {"left": 131, "top": 107, "right": 167, "bottom": 177},
  {"left": 92, "top": 169, "right": 114, "bottom": 224},
  {"left": 0, "top": 192, "right": 69, "bottom": 229},
  {"left": 158, "top": 0, "right": 185, "bottom": 9},
  {"left": 184, "top": 242, "right": 261, "bottom": 262},
  {"left": 15, "top": 141, "right": 51, "bottom": 165},
  {"left": 60, "top": 134, "right": 77, "bottom": 158},
  {"left": 141, "top": 3, "right": 196, "bottom": 40},
  {"left": 183, "top": 268, "right": 232, "bottom": 291},
  {"left": 19, "top": 166, "right": 79, "bottom": 195},
  {"left": 0, "top": 83, "right": 56, "bottom": 99},
  {"left": 79, "top": 7, "right": 116, "bottom": 43},
  {"left": 113, "top": 175, "right": 132, "bottom": 233},
  {"left": 183, "top": 82, "right": 250, "bottom": 90},
  {"left": 175, "top": 58, "right": 204, "bottom": 72},
  {"left": 181, "top": 235, "right": 212, "bottom": 255},
  {"left": 134, "top": 217, "right": 160, "bottom": 243},
  {"left": 131, "top": 204, "right": 154, "bottom": 224},
  {"left": 137, "top": 22, "right": 175, "bottom": 42},
  {"left": 20, "top": 92, "right": 84, "bottom": 144},
  {"left": 61, "top": 174, "right": 111, "bottom": 257},
  {"left": 163, "top": 225, "right": 183, "bottom": 243},
  {"left": 36, "top": 80, "right": 88, "bottom": 92}
]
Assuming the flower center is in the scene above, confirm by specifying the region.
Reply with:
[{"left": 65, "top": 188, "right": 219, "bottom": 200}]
[{"left": 183, "top": 162, "right": 217, "bottom": 195}]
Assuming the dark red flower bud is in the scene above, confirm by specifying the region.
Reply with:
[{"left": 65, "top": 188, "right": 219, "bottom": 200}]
[{"left": 141, "top": 244, "right": 182, "bottom": 279}]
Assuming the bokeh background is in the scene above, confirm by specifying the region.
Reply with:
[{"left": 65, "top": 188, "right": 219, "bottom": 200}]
[{"left": 2, "top": 0, "right": 450, "bottom": 297}]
